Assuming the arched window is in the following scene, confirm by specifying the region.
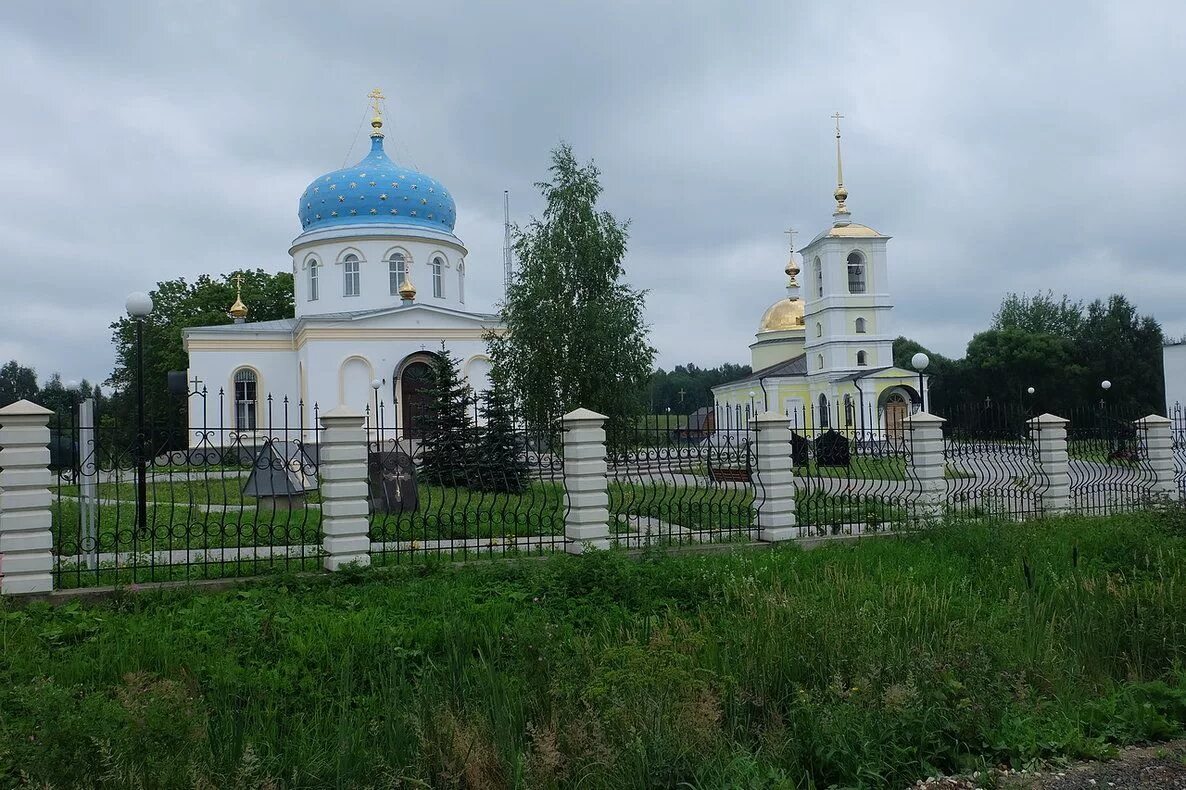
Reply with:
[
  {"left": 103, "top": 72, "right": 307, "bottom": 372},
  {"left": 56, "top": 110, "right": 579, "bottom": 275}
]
[
  {"left": 816, "top": 322, "right": 823, "bottom": 338},
  {"left": 233, "top": 368, "right": 258, "bottom": 431},
  {"left": 818, "top": 393, "right": 830, "bottom": 428},
  {"left": 815, "top": 256, "right": 823, "bottom": 297},
  {"left": 458, "top": 259, "right": 466, "bottom": 304},
  {"left": 857, "top": 350, "right": 868, "bottom": 366},
  {"left": 817, "top": 353, "right": 824, "bottom": 371},
  {"left": 847, "top": 252, "right": 866, "bottom": 294},
  {"left": 343, "top": 253, "right": 361, "bottom": 297},
  {"left": 431, "top": 256, "right": 444, "bottom": 298},
  {"left": 844, "top": 394, "right": 855, "bottom": 427},
  {"left": 388, "top": 251, "right": 406, "bottom": 296},
  {"left": 855, "top": 317, "right": 867, "bottom": 333},
  {"left": 308, "top": 261, "right": 319, "bottom": 301}
]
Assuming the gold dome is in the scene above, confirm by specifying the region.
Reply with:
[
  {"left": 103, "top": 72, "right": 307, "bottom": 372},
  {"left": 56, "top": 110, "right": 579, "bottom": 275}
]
[
  {"left": 228, "top": 296, "right": 248, "bottom": 319},
  {"left": 827, "top": 222, "right": 881, "bottom": 237},
  {"left": 758, "top": 298, "right": 805, "bottom": 333},
  {"left": 398, "top": 276, "right": 417, "bottom": 300}
]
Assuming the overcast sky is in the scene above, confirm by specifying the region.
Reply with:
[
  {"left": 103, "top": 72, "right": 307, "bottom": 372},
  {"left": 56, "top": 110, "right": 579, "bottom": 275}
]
[{"left": 2, "top": 1, "right": 1184, "bottom": 386}]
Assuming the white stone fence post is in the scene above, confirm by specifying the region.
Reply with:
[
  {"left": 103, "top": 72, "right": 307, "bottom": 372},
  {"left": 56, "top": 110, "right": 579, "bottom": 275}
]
[
  {"left": 1135, "top": 414, "right": 1177, "bottom": 500},
  {"left": 751, "top": 412, "right": 797, "bottom": 540},
  {"left": 905, "top": 411, "right": 946, "bottom": 521},
  {"left": 1028, "top": 413, "right": 1070, "bottom": 515},
  {"left": 561, "top": 408, "right": 610, "bottom": 553},
  {"left": 318, "top": 407, "right": 372, "bottom": 570},
  {"left": 0, "top": 400, "right": 55, "bottom": 595}
]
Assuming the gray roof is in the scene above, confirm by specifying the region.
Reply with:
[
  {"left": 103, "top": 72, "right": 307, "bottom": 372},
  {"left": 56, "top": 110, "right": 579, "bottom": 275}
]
[
  {"left": 720, "top": 354, "right": 808, "bottom": 387},
  {"left": 184, "top": 304, "right": 500, "bottom": 336},
  {"left": 830, "top": 366, "right": 894, "bottom": 383}
]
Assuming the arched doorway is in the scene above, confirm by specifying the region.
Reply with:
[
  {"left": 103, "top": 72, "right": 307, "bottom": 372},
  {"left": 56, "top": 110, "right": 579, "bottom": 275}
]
[
  {"left": 395, "top": 353, "right": 438, "bottom": 437},
  {"left": 883, "top": 393, "right": 909, "bottom": 440}
]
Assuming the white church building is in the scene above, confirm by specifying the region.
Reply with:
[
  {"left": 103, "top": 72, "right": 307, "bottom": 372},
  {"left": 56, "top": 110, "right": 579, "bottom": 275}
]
[{"left": 182, "top": 92, "right": 498, "bottom": 440}]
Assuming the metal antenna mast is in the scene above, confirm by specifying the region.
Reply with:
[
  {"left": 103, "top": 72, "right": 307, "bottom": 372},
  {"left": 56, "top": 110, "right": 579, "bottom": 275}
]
[{"left": 502, "top": 190, "right": 513, "bottom": 299}]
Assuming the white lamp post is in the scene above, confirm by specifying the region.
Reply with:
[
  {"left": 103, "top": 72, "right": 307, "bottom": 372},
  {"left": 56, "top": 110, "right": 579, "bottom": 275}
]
[
  {"left": 911, "top": 352, "right": 930, "bottom": 412},
  {"left": 125, "top": 291, "right": 154, "bottom": 535}
]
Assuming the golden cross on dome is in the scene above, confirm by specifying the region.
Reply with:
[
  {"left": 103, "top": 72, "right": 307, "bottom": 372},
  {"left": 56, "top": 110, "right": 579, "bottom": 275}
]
[
  {"left": 783, "top": 227, "right": 798, "bottom": 253},
  {"left": 831, "top": 111, "right": 850, "bottom": 215},
  {"left": 368, "top": 87, "right": 385, "bottom": 136},
  {"left": 232, "top": 273, "right": 244, "bottom": 292}
]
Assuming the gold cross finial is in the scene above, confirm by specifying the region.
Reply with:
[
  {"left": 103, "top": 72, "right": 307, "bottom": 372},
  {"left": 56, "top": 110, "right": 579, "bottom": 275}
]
[
  {"left": 783, "top": 227, "right": 798, "bottom": 253},
  {"left": 368, "top": 87, "right": 385, "bottom": 137},
  {"left": 229, "top": 273, "right": 248, "bottom": 319},
  {"left": 832, "top": 111, "right": 850, "bottom": 216}
]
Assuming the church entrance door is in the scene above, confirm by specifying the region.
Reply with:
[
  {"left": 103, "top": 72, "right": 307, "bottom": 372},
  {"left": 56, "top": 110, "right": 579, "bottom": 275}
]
[
  {"left": 884, "top": 394, "right": 908, "bottom": 441},
  {"left": 399, "top": 360, "right": 434, "bottom": 438}
]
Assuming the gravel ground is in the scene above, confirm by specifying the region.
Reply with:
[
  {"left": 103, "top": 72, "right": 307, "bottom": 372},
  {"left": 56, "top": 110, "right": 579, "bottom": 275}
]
[{"left": 912, "top": 742, "right": 1186, "bottom": 790}]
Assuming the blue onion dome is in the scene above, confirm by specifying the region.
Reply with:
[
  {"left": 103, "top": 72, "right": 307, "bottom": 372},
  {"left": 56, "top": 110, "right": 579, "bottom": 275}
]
[{"left": 298, "top": 132, "right": 456, "bottom": 233}]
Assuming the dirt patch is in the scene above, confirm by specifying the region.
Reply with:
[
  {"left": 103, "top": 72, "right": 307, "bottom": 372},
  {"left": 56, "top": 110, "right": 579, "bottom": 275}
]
[{"left": 913, "top": 742, "right": 1186, "bottom": 790}]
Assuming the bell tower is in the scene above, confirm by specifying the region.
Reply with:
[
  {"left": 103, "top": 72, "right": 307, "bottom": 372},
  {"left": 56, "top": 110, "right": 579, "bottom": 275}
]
[{"left": 800, "top": 113, "right": 896, "bottom": 377}]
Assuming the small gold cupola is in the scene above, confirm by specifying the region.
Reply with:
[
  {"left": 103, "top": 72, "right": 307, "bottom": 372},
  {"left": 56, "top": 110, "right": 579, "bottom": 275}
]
[
  {"left": 398, "top": 276, "right": 417, "bottom": 302},
  {"left": 228, "top": 273, "right": 248, "bottom": 323}
]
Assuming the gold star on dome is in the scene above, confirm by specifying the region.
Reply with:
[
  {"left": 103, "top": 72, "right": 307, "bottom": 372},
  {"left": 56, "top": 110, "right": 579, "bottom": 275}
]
[
  {"left": 330, "top": 210, "right": 338, "bottom": 217},
  {"left": 392, "top": 209, "right": 398, "bottom": 215},
  {"left": 328, "top": 184, "right": 337, "bottom": 191},
  {"left": 368, "top": 181, "right": 376, "bottom": 187},
  {"left": 315, "top": 213, "right": 321, "bottom": 219},
  {"left": 348, "top": 182, "right": 357, "bottom": 189},
  {"left": 379, "top": 193, "right": 387, "bottom": 200},
  {"left": 313, "top": 186, "right": 319, "bottom": 193},
  {"left": 411, "top": 184, "right": 418, "bottom": 190},
  {"left": 410, "top": 210, "right": 417, "bottom": 216},
  {"left": 350, "top": 209, "right": 357, "bottom": 215},
  {"left": 391, "top": 182, "right": 399, "bottom": 187},
  {"left": 338, "top": 195, "right": 345, "bottom": 202},
  {"left": 421, "top": 198, "right": 427, "bottom": 205},
  {"left": 359, "top": 172, "right": 366, "bottom": 177},
  {"left": 370, "top": 208, "right": 377, "bottom": 215}
]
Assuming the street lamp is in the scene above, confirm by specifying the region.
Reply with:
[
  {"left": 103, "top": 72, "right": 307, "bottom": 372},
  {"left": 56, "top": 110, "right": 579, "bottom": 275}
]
[
  {"left": 1100, "top": 379, "right": 1112, "bottom": 410},
  {"left": 911, "top": 352, "right": 930, "bottom": 412},
  {"left": 126, "top": 291, "right": 153, "bottom": 534},
  {"left": 748, "top": 390, "right": 756, "bottom": 417}
]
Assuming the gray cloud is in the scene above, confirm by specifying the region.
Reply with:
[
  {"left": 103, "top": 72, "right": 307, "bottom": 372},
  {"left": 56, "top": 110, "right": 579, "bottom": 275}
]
[{"left": 1, "top": 0, "right": 1183, "bottom": 386}]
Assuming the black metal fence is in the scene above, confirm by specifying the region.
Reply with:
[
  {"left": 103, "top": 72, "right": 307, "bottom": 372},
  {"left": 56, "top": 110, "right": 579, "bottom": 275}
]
[
  {"left": 1066, "top": 406, "right": 1157, "bottom": 515},
  {"left": 942, "top": 402, "right": 1046, "bottom": 521},
  {"left": 1172, "top": 403, "right": 1186, "bottom": 500},
  {"left": 789, "top": 402, "right": 921, "bottom": 536},
  {"left": 51, "top": 389, "right": 323, "bottom": 589},
  {"left": 606, "top": 408, "right": 758, "bottom": 547},
  {"left": 365, "top": 399, "right": 567, "bottom": 562}
]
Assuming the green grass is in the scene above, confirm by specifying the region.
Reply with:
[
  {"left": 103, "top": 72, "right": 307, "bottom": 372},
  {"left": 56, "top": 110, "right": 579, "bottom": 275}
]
[
  {"left": 59, "top": 478, "right": 323, "bottom": 506},
  {"left": 5, "top": 514, "right": 1186, "bottom": 787}
]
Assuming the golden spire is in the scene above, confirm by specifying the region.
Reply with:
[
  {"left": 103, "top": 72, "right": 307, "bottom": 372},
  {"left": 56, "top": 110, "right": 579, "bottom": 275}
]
[
  {"left": 832, "top": 111, "right": 849, "bottom": 216},
  {"left": 398, "top": 275, "right": 417, "bottom": 301},
  {"left": 229, "top": 273, "right": 248, "bottom": 319},
  {"left": 368, "top": 87, "right": 385, "bottom": 138},
  {"left": 783, "top": 227, "right": 801, "bottom": 285}
]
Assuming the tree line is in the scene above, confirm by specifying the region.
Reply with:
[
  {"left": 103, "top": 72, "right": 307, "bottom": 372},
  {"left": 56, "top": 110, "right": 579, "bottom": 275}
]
[{"left": 894, "top": 291, "right": 1165, "bottom": 417}]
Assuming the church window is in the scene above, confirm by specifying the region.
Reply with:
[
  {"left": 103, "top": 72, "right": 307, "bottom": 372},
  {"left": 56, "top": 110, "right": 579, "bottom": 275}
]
[
  {"left": 344, "top": 253, "right": 360, "bottom": 297},
  {"left": 431, "top": 256, "right": 444, "bottom": 298},
  {"left": 815, "top": 257, "right": 823, "bottom": 297},
  {"left": 388, "top": 251, "right": 406, "bottom": 296},
  {"left": 847, "top": 252, "right": 866, "bottom": 294},
  {"left": 233, "top": 368, "right": 258, "bottom": 432},
  {"left": 818, "top": 393, "right": 830, "bottom": 428},
  {"left": 844, "top": 394, "right": 855, "bottom": 427},
  {"left": 816, "top": 322, "right": 822, "bottom": 338},
  {"left": 817, "top": 353, "right": 824, "bottom": 370},
  {"left": 855, "top": 317, "right": 867, "bottom": 333},
  {"left": 458, "top": 260, "right": 466, "bottom": 304},
  {"left": 857, "top": 350, "right": 868, "bottom": 366},
  {"left": 308, "top": 262, "right": 319, "bottom": 301}
]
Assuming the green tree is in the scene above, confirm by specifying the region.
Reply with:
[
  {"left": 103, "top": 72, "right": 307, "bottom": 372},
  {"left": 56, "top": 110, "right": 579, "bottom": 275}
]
[
  {"left": 418, "top": 345, "right": 476, "bottom": 487},
  {"left": 474, "top": 380, "right": 530, "bottom": 493},
  {"left": 107, "top": 269, "right": 295, "bottom": 433},
  {"left": 962, "top": 329, "right": 1084, "bottom": 411},
  {"left": 488, "top": 143, "right": 655, "bottom": 432},
  {"left": 992, "top": 291, "right": 1084, "bottom": 337},
  {"left": 646, "top": 363, "right": 752, "bottom": 414},
  {"left": 0, "top": 360, "right": 39, "bottom": 407}
]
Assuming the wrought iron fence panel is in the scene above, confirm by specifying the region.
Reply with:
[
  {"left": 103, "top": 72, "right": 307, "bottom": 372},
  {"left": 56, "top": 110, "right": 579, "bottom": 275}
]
[
  {"left": 942, "top": 403, "right": 1044, "bottom": 520},
  {"left": 366, "top": 400, "right": 566, "bottom": 562},
  {"left": 606, "top": 408, "right": 758, "bottom": 548},
  {"left": 1172, "top": 403, "right": 1186, "bottom": 500},
  {"left": 1067, "top": 406, "right": 1157, "bottom": 515},
  {"left": 791, "top": 403, "right": 920, "bottom": 536},
  {"left": 51, "top": 390, "right": 323, "bottom": 588}
]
